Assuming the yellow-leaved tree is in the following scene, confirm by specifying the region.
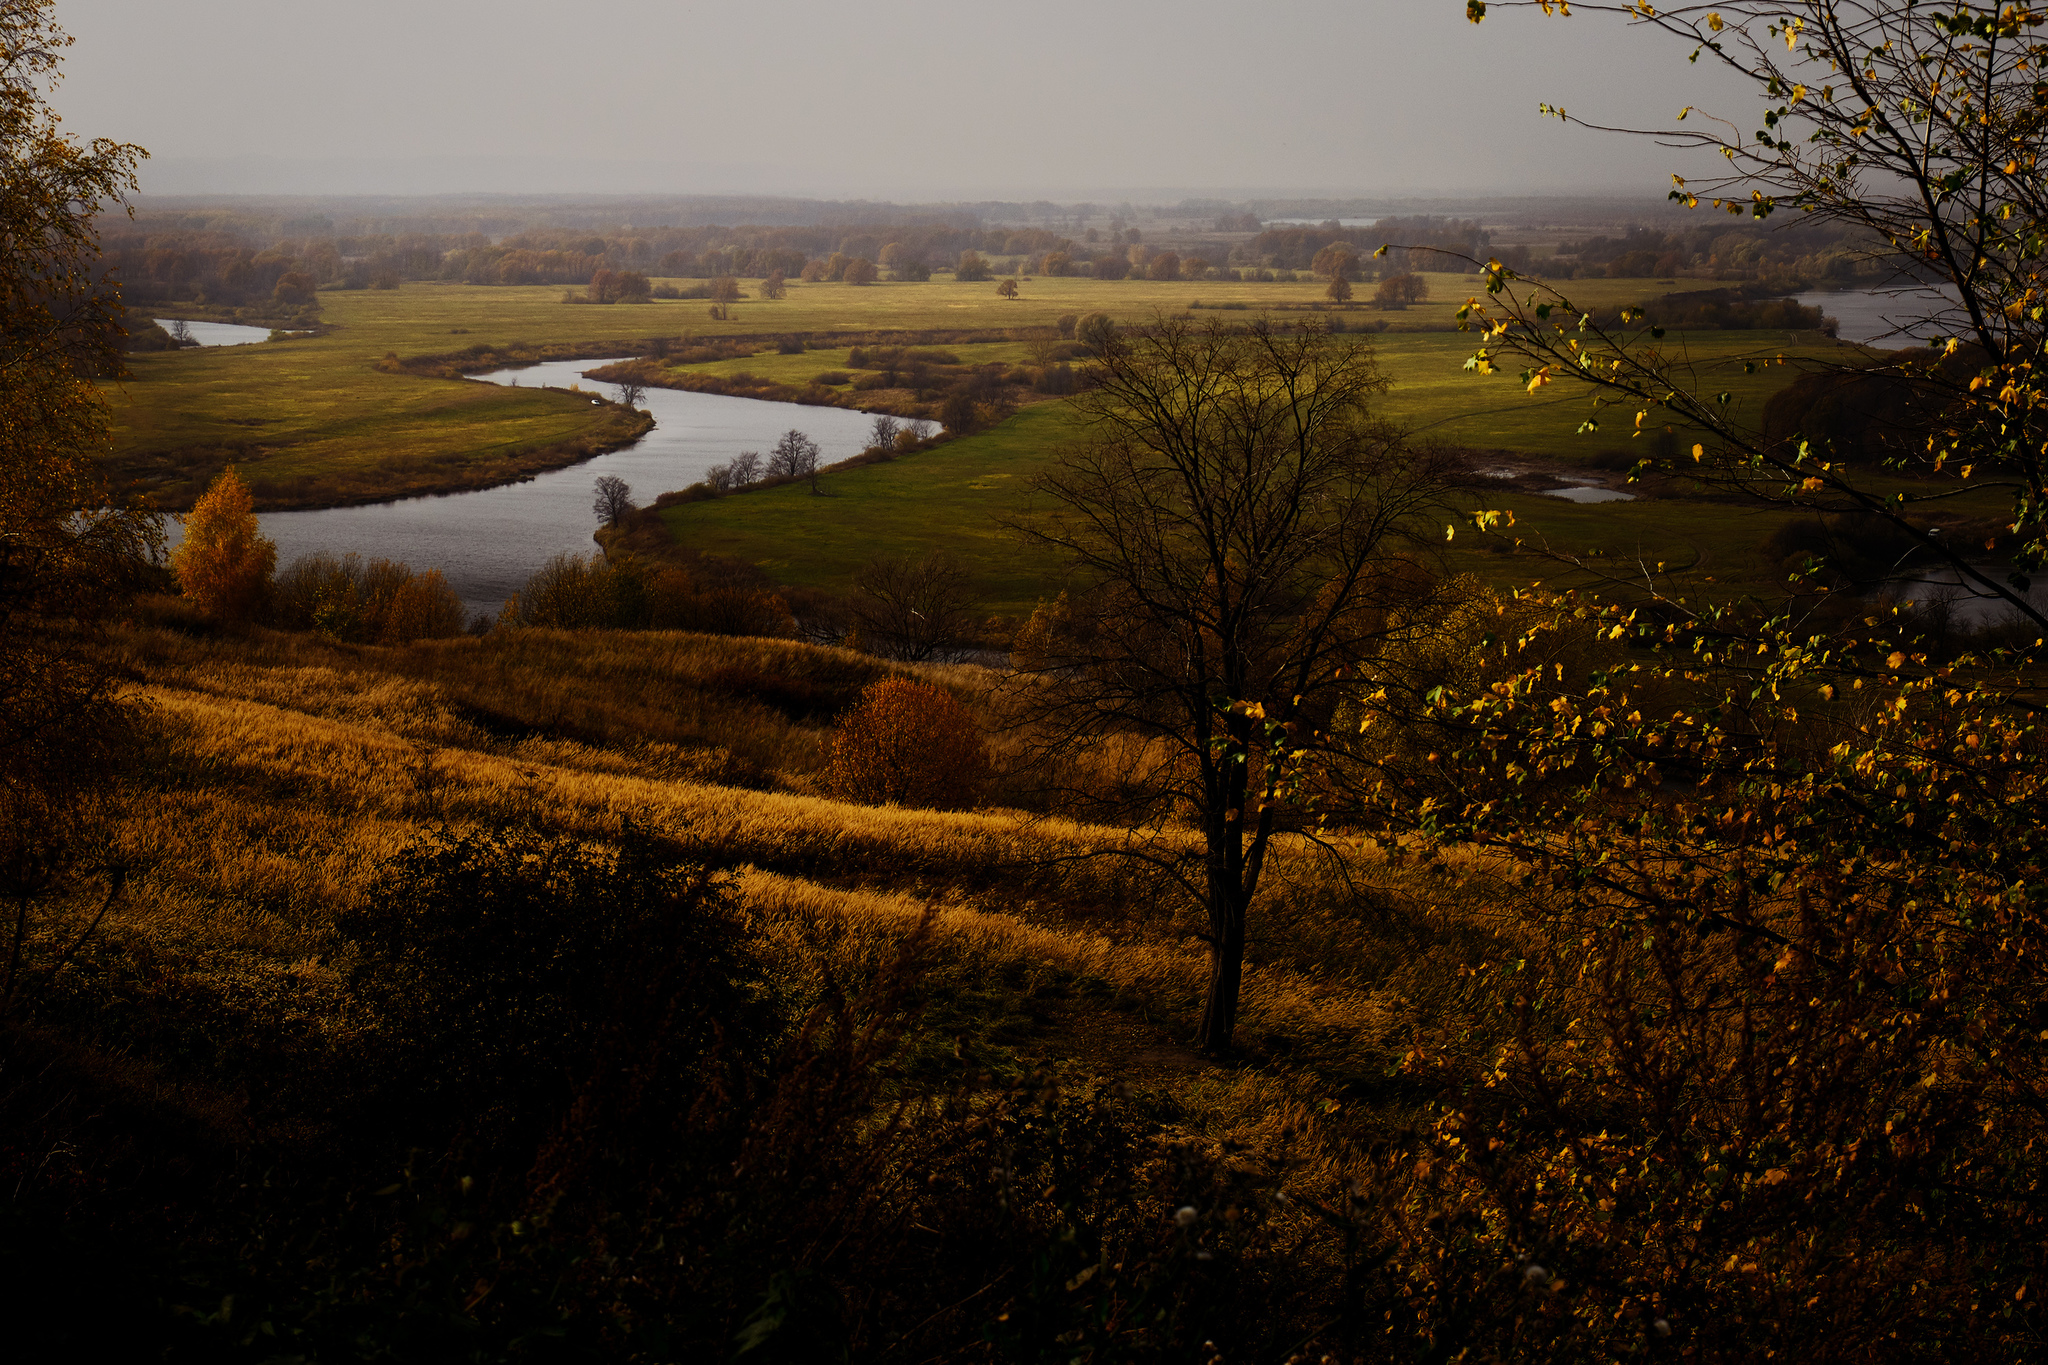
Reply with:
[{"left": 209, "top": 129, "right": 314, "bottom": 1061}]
[{"left": 172, "top": 468, "right": 275, "bottom": 621}]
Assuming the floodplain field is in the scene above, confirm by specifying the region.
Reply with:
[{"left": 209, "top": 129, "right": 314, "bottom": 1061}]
[
  {"left": 102, "top": 272, "right": 1740, "bottom": 509},
  {"left": 657, "top": 327, "right": 1889, "bottom": 614}
]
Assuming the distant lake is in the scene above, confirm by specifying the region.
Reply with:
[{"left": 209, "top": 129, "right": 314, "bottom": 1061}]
[
  {"left": 189, "top": 357, "right": 883, "bottom": 623},
  {"left": 1793, "top": 286, "right": 1966, "bottom": 348},
  {"left": 153, "top": 318, "right": 274, "bottom": 347}
]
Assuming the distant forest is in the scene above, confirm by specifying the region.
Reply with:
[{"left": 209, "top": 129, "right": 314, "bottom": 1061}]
[{"left": 106, "top": 201, "right": 1890, "bottom": 311}]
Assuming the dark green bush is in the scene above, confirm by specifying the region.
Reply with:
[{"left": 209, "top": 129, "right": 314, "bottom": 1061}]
[{"left": 340, "top": 821, "right": 760, "bottom": 1142}]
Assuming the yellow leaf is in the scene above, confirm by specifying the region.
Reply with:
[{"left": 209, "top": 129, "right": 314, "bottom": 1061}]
[
  {"left": 1692, "top": 444, "right": 1704, "bottom": 462},
  {"left": 1800, "top": 476, "right": 1824, "bottom": 491},
  {"left": 1707, "top": 11, "right": 1723, "bottom": 30}
]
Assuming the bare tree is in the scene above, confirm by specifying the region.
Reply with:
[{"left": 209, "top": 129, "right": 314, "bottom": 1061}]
[
  {"left": 730, "top": 450, "right": 762, "bottom": 486},
  {"left": 1004, "top": 316, "right": 1451, "bottom": 1055},
  {"left": 850, "top": 552, "right": 979, "bottom": 661},
  {"left": 708, "top": 276, "right": 742, "bottom": 321},
  {"left": 613, "top": 378, "right": 646, "bottom": 409},
  {"left": 867, "top": 414, "right": 901, "bottom": 451},
  {"left": 906, "top": 417, "right": 935, "bottom": 442},
  {"left": 767, "top": 429, "right": 822, "bottom": 492},
  {"left": 592, "top": 474, "right": 635, "bottom": 526}
]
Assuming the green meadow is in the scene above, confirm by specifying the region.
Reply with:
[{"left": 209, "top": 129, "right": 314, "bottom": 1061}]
[{"left": 655, "top": 324, "right": 1879, "bottom": 613}]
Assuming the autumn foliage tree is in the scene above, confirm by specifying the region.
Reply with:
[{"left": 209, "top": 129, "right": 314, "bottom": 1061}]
[
  {"left": 1373, "top": 272, "right": 1427, "bottom": 308},
  {"left": 827, "top": 678, "right": 988, "bottom": 810},
  {"left": 172, "top": 467, "right": 276, "bottom": 621}
]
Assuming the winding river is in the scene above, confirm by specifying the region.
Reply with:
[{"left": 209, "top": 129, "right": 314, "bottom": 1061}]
[{"left": 242, "top": 358, "right": 880, "bottom": 622}]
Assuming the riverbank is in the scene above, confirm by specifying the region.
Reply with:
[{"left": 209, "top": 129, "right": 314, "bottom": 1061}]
[{"left": 112, "top": 389, "right": 652, "bottom": 513}]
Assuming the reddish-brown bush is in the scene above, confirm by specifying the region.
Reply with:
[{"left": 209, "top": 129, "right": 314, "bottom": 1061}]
[{"left": 826, "top": 678, "right": 987, "bottom": 809}]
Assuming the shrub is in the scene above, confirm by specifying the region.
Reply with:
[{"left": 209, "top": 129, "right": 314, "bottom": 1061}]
[
  {"left": 505, "top": 551, "right": 650, "bottom": 629},
  {"left": 340, "top": 821, "right": 759, "bottom": 1139},
  {"left": 272, "top": 552, "right": 468, "bottom": 643},
  {"left": 827, "top": 678, "right": 988, "bottom": 809}
]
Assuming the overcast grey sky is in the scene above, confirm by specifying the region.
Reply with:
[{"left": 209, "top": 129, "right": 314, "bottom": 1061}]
[{"left": 60, "top": 1, "right": 1763, "bottom": 201}]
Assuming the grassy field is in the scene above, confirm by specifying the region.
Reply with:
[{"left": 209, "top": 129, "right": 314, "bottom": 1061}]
[
  {"left": 103, "top": 271, "right": 1743, "bottom": 511},
  {"left": 658, "top": 326, "right": 1881, "bottom": 615},
  {"left": 19, "top": 610, "right": 1532, "bottom": 1354}
]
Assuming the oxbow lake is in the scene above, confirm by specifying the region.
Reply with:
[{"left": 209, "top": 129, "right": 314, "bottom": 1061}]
[
  {"left": 153, "top": 318, "right": 277, "bottom": 346},
  {"left": 184, "top": 356, "right": 882, "bottom": 622}
]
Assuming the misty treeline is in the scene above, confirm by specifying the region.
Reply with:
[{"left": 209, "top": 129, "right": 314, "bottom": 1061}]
[
  {"left": 102, "top": 220, "right": 1079, "bottom": 303},
  {"left": 1546, "top": 216, "right": 1891, "bottom": 287}
]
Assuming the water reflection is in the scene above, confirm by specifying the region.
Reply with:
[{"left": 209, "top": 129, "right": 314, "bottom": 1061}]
[
  {"left": 231, "top": 358, "right": 881, "bottom": 621},
  {"left": 1791, "top": 286, "right": 1966, "bottom": 348},
  {"left": 153, "top": 318, "right": 275, "bottom": 347}
]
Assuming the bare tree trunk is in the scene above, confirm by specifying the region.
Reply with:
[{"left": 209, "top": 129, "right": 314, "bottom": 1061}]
[{"left": 1197, "top": 904, "right": 1245, "bottom": 1055}]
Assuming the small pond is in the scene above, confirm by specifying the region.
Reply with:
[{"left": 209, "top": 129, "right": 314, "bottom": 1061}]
[{"left": 154, "top": 318, "right": 275, "bottom": 347}]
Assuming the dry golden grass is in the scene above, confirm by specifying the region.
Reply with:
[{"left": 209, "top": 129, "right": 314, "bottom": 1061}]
[{"left": 80, "top": 619, "right": 1522, "bottom": 1136}]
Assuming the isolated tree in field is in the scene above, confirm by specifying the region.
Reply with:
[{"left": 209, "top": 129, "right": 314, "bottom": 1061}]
[
  {"left": 707, "top": 275, "right": 742, "bottom": 321},
  {"left": 996, "top": 278, "right": 1019, "bottom": 300},
  {"left": 849, "top": 551, "right": 979, "bottom": 661},
  {"left": 1006, "top": 317, "right": 1448, "bottom": 1054},
  {"left": 0, "top": 0, "right": 156, "bottom": 1007},
  {"left": 174, "top": 467, "right": 276, "bottom": 620},
  {"left": 843, "top": 257, "right": 877, "bottom": 286},
  {"left": 956, "top": 250, "right": 992, "bottom": 282},
  {"left": 1074, "top": 312, "right": 1117, "bottom": 355},
  {"left": 767, "top": 428, "right": 821, "bottom": 491},
  {"left": 827, "top": 677, "right": 988, "bottom": 809},
  {"left": 759, "top": 269, "right": 787, "bottom": 300},
  {"left": 1325, "top": 276, "right": 1353, "bottom": 304},
  {"left": 592, "top": 474, "right": 634, "bottom": 526},
  {"left": 1374, "top": 272, "right": 1426, "bottom": 309}
]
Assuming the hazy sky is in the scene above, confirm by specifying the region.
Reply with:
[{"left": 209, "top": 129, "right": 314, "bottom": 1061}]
[{"left": 61, "top": 1, "right": 1764, "bottom": 201}]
